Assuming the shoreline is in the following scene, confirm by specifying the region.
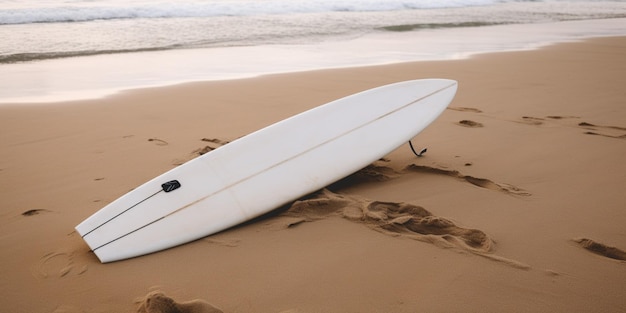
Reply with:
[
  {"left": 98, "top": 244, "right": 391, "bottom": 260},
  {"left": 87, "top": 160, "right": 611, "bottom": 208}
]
[
  {"left": 1, "top": 36, "right": 625, "bottom": 312},
  {"left": 2, "top": 17, "right": 626, "bottom": 104}
]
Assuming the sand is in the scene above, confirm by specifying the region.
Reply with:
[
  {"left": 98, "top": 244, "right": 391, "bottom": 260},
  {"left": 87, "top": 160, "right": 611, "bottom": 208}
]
[{"left": 1, "top": 36, "right": 625, "bottom": 313}]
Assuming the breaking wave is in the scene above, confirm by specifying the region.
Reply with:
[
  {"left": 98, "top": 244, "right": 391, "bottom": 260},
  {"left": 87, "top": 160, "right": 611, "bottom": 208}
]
[{"left": 0, "top": 0, "right": 539, "bottom": 25}]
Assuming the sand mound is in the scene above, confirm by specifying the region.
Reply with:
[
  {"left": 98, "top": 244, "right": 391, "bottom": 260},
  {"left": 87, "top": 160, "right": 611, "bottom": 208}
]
[
  {"left": 136, "top": 291, "right": 223, "bottom": 313},
  {"left": 284, "top": 189, "right": 532, "bottom": 269},
  {"left": 286, "top": 189, "right": 493, "bottom": 253}
]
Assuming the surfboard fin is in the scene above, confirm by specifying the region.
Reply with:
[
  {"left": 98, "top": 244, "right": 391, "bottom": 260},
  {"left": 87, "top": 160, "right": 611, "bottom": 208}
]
[{"left": 408, "top": 141, "right": 427, "bottom": 157}]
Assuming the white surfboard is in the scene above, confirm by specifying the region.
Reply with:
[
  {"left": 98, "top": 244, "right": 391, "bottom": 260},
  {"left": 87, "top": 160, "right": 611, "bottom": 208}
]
[{"left": 76, "top": 79, "right": 458, "bottom": 263}]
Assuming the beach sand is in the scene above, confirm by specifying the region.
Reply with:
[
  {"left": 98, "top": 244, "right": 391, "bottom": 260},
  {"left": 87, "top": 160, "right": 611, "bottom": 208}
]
[{"left": 1, "top": 36, "right": 625, "bottom": 313}]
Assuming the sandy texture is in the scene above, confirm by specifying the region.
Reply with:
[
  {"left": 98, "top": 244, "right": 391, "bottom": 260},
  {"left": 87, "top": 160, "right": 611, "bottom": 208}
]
[{"left": 1, "top": 37, "right": 625, "bottom": 312}]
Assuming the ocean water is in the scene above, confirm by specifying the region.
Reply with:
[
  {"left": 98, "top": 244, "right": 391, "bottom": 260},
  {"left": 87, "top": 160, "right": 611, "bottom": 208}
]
[{"left": 1, "top": 0, "right": 626, "bottom": 103}]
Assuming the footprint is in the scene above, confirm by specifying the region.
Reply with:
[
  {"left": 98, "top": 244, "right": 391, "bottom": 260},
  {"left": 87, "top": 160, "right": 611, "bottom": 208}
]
[
  {"left": 457, "top": 120, "right": 483, "bottom": 128},
  {"left": 578, "top": 122, "right": 626, "bottom": 131},
  {"left": 192, "top": 138, "right": 231, "bottom": 156},
  {"left": 148, "top": 138, "right": 168, "bottom": 146},
  {"left": 194, "top": 146, "right": 215, "bottom": 155},
  {"left": 32, "top": 251, "right": 88, "bottom": 279},
  {"left": 22, "top": 209, "right": 51, "bottom": 216},
  {"left": 573, "top": 238, "right": 626, "bottom": 261},
  {"left": 546, "top": 115, "right": 580, "bottom": 120},
  {"left": 404, "top": 164, "right": 531, "bottom": 196},
  {"left": 201, "top": 138, "right": 230, "bottom": 145},
  {"left": 583, "top": 131, "right": 626, "bottom": 139},
  {"left": 515, "top": 116, "right": 626, "bottom": 139},
  {"left": 579, "top": 122, "right": 626, "bottom": 139},
  {"left": 518, "top": 116, "right": 545, "bottom": 125},
  {"left": 516, "top": 115, "right": 581, "bottom": 126},
  {"left": 171, "top": 137, "right": 232, "bottom": 166}
]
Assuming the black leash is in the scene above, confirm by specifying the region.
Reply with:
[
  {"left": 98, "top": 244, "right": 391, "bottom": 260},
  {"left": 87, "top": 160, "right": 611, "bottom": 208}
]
[{"left": 408, "top": 140, "right": 427, "bottom": 157}]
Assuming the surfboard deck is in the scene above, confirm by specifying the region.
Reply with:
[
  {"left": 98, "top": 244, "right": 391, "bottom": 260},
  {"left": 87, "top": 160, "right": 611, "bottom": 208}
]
[{"left": 75, "top": 79, "right": 458, "bottom": 263}]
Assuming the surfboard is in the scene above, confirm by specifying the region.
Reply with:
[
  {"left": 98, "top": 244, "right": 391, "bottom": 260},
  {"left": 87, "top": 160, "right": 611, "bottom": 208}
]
[{"left": 75, "top": 79, "right": 458, "bottom": 263}]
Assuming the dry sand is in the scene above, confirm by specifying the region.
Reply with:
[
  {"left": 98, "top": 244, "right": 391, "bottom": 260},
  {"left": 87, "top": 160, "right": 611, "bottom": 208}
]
[{"left": 1, "top": 36, "right": 625, "bottom": 313}]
